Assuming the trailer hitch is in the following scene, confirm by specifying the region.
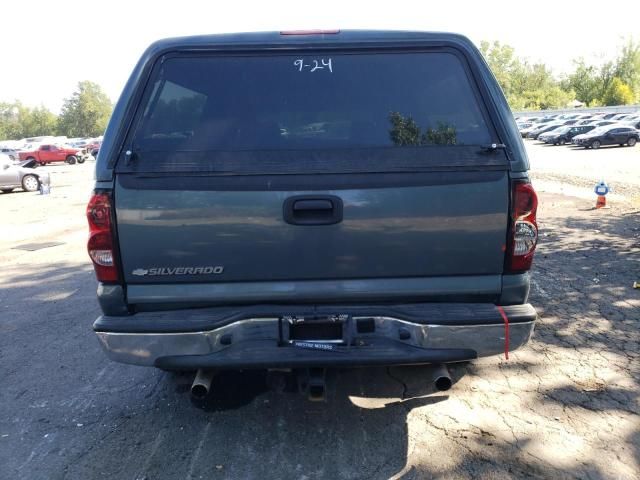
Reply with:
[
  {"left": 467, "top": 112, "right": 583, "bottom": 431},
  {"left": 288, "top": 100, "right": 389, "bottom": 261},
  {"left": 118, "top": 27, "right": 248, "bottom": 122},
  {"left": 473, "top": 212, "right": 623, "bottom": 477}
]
[{"left": 298, "top": 367, "right": 327, "bottom": 402}]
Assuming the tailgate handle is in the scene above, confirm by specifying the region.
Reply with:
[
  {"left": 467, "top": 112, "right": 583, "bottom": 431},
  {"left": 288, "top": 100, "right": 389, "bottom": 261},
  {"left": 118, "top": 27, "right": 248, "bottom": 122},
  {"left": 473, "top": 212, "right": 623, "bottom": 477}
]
[
  {"left": 284, "top": 195, "right": 343, "bottom": 225},
  {"left": 293, "top": 199, "right": 333, "bottom": 211}
]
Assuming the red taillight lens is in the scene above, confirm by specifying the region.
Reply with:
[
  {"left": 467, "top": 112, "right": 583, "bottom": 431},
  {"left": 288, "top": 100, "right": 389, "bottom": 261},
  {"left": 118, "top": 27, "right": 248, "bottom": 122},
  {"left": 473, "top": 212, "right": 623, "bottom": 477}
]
[
  {"left": 87, "top": 192, "right": 120, "bottom": 283},
  {"left": 507, "top": 182, "right": 538, "bottom": 272}
]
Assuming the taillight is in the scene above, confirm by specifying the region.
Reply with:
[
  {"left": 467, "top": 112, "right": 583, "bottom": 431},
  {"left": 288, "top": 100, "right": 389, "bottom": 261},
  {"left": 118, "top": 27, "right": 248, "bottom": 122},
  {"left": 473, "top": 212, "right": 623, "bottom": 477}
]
[
  {"left": 507, "top": 182, "right": 538, "bottom": 272},
  {"left": 87, "top": 192, "right": 120, "bottom": 283}
]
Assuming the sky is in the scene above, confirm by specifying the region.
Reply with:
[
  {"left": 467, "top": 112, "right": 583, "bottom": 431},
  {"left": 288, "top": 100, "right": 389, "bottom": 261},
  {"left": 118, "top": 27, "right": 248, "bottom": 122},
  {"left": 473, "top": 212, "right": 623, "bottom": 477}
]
[{"left": 1, "top": 0, "right": 638, "bottom": 113}]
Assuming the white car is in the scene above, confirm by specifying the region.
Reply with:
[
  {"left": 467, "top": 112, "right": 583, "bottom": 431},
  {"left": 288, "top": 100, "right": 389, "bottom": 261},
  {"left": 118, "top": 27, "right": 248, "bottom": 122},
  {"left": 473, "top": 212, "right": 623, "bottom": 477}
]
[{"left": 0, "top": 147, "right": 20, "bottom": 161}]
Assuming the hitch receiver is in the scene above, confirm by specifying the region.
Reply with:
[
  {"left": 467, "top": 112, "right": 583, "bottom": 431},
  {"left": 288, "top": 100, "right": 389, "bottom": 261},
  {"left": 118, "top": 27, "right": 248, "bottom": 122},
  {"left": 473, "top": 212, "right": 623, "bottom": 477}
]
[{"left": 298, "top": 368, "right": 327, "bottom": 401}]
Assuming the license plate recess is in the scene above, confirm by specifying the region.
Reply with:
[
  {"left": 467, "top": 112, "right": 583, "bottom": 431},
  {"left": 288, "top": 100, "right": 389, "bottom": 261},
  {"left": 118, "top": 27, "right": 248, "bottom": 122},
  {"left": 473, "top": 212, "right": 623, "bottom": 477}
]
[{"left": 280, "top": 314, "right": 350, "bottom": 345}]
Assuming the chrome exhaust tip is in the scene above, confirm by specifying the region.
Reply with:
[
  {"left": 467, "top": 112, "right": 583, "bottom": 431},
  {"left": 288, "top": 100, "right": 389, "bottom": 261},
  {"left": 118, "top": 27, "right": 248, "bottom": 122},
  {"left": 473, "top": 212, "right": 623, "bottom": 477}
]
[
  {"left": 191, "top": 369, "right": 215, "bottom": 399},
  {"left": 431, "top": 364, "right": 452, "bottom": 391}
]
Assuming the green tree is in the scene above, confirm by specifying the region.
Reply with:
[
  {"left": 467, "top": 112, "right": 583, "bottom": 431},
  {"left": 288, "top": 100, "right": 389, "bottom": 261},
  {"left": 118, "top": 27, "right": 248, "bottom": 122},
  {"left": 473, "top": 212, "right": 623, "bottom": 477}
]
[
  {"left": 423, "top": 122, "right": 457, "bottom": 145},
  {"left": 0, "top": 101, "right": 58, "bottom": 140},
  {"left": 480, "top": 41, "right": 526, "bottom": 108},
  {"left": 58, "top": 81, "right": 112, "bottom": 137},
  {"left": 388, "top": 113, "right": 457, "bottom": 146},
  {"left": 480, "top": 41, "right": 574, "bottom": 110},
  {"left": 21, "top": 105, "right": 58, "bottom": 137},
  {"left": 613, "top": 39, "right": 640, "bottom": 102},
  {"left": 389, "top": 111, "right": 422, "bottom": 146},
  {"left": 598, "top": 61, "right": 617, "bottom": 99},
  {"left": 601, "top": 77, "right": 635, "bottom": 105},
  {"left": 0, "top": 102, "right": 20, "bottom": 140},
  {"left": 564, "top": 59, "right": 604, "bottom": 105}
]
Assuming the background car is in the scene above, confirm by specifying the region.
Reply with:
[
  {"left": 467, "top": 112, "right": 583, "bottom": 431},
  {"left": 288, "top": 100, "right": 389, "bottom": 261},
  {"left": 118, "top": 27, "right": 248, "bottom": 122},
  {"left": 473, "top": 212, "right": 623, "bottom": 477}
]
[
  {"left": 18, "top": 144, "right": 85, "bottom": 165},
  {"left": 610, "top": 114, "right": 629, "bottom": 121},
  {"left": 541, "top": 125, "right": 596, "bottom": 145},
  {"left": 0, "top": 154, "right": 50, "bottom": 193},
  {"left": 527, "top": 123, "right": 565, "bottom": 139},
  {"left": 519, "top": 123, "right": 542, "bottom": 137},
  {"left": 589, "top": 120, "right": 617, "bottom": 127},
  {"left": 572, "top": 126, "right": 639, "bottom": 149},
  {"left": 0, "top": 147, "right": 20, "bottom": 161}
]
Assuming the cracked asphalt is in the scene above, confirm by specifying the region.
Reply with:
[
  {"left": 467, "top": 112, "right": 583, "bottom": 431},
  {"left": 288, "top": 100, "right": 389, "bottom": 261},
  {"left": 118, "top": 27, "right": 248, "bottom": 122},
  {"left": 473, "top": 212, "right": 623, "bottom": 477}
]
[{"left": 1, "top": 142, "right": 639, "bottom": 479}]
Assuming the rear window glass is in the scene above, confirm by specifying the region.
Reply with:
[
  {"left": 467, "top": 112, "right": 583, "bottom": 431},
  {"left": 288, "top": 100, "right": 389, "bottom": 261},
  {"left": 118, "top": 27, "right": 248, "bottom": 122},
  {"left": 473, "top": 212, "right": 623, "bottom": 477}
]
[{"left": 129, "top": 52, "right": 492, "bottom": 154}]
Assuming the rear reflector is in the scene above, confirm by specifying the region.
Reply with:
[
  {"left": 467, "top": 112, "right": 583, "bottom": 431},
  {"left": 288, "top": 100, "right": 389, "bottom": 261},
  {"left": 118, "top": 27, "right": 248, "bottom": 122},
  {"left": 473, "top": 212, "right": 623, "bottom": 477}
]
[
  {"left": 87, "top": 192, "right": 120, "bottom": 283},
  {"left": 507, "top": 182, "right": 538, "bottom": 272},
  {"left": 280, "top": 29, "right": 340, "bottom": 35}
]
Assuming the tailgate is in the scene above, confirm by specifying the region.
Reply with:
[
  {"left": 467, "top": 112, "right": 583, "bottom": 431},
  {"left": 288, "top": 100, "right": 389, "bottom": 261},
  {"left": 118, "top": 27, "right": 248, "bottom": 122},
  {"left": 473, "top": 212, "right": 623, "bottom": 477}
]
[{"left": 115, "top": 170, "right": 508, "bottom": 284}]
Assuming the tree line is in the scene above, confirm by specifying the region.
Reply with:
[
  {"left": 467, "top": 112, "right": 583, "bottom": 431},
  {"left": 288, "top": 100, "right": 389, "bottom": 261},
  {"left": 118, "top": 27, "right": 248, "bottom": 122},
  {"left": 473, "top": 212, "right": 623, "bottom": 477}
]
[
  {"left": 481, "top": 39, "right": 640, "bottom": 110},
  {"left": 0, "top": 81, "right": 112, "bottom": 141},
  {"left": 1, "top": 41, "right": 639, "bottom": 139}
]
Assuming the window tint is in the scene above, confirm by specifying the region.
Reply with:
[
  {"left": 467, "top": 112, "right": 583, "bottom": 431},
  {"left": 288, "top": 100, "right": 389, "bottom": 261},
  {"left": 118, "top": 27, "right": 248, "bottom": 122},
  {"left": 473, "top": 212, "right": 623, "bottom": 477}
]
[
  {"left": 140, "top": 81, "right": 207, "bottom": 140},
  {"left": 131, "top": 52, "right": 492, "bottom": 153}
]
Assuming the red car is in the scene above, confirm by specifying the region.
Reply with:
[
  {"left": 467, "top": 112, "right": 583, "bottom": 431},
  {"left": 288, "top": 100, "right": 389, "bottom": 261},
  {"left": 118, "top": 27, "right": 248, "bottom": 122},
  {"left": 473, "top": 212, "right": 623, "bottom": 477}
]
[{"left": 19, "top": 144, "right": 85, "bottom": 165}]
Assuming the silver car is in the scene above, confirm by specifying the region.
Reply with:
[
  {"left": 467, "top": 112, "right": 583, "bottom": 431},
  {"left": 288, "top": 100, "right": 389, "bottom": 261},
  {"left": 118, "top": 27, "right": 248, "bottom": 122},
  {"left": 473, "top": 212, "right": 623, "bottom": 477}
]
[{"left": 0, "top": 154, "right": 50, "bottom": 193}]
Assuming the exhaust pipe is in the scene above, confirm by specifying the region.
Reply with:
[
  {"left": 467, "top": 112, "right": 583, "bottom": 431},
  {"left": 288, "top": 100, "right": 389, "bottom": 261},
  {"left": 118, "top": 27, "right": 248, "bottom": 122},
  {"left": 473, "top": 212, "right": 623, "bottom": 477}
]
[
  {"left": 191, "top": 369, "right": 216, "bottom": 399},
  {"left": 431, "top": 364, "right": 452, "bottom": 391}
]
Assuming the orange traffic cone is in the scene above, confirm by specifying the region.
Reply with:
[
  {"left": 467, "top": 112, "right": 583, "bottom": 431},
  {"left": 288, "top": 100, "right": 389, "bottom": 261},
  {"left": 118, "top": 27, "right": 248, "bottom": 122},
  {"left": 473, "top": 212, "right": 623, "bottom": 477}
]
[{"left": 595, "top": 195, "right": 606, "bottom": 209}]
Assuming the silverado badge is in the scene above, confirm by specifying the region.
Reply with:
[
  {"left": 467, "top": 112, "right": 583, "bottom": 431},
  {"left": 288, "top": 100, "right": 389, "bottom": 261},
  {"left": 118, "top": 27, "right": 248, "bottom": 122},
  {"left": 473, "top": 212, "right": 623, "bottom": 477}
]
[{"left": 132, "top": 266, "right": 224, "bottom": 276}]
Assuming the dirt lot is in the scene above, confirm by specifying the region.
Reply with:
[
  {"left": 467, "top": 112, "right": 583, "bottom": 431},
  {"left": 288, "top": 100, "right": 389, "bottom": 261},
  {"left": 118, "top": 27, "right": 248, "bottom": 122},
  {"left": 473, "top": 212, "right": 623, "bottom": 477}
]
[{"left": 1, "top": 144, "right": 639, "bottom": 479}]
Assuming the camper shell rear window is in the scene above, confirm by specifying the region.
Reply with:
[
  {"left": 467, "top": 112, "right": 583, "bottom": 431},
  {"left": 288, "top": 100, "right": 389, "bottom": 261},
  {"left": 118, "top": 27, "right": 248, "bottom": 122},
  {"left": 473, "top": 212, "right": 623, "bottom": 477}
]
[{"left": 121, "top": 49, "right": 502, "bottom": 174}]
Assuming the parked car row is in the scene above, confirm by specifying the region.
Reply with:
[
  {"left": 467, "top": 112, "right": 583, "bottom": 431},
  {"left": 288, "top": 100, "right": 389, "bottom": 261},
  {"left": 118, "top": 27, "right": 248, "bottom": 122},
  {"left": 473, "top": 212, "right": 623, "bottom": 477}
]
[
  {"left": 515, "top": 111, "right": 640, "bottom": 149},
  {"left": 0, "top": 136, "right": 102, "bottom": 166}
]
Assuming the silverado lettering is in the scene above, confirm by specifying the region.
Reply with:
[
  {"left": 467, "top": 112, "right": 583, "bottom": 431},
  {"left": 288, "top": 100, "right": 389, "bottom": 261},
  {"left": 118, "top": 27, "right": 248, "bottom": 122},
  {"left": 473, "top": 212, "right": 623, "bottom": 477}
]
[{"left": 132, "top": 266, "right": 224, "bottom": 276}]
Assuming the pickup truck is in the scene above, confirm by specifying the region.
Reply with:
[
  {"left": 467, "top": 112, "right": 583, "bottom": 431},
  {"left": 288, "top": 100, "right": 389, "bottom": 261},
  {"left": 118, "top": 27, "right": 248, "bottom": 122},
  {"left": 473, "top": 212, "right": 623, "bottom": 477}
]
[
  {"left": 19, "top": 144, "right": 85, "bottom": 165},
  {"left": 88, "top": 31, "right": 538, "bottom": 400}
]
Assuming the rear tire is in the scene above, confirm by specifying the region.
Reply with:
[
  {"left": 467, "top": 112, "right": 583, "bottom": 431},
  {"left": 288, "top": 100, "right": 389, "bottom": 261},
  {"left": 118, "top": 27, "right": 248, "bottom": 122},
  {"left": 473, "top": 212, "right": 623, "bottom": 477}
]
[
  {"left": 66, "top": 155, "right": 77, "bottom": 165},
  {"left": 77, "top": 156, "right": 85, "bottom": 164},
  {"left": 628, "top": 138, "right": 637, "bottom": 147},
  {"left": 590, "top": 140, "right": 601, "bottom": 149},
  {"left": 21, "top": 174, "right": 40, "bottom": 192}
]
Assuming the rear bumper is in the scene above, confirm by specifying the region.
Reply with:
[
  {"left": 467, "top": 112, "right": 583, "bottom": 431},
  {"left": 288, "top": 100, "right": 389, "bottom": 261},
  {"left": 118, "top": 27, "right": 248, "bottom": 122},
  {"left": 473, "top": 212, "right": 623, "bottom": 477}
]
[{"left": 93, "top": 303, "right": 536, "bottom": 369}]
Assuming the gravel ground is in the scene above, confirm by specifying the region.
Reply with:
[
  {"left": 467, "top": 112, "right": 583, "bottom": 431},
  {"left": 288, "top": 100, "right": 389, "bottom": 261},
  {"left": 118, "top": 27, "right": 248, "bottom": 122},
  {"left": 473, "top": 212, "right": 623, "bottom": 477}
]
[{"left": 0, "top": 149, "right": 638, "bottom": 479}]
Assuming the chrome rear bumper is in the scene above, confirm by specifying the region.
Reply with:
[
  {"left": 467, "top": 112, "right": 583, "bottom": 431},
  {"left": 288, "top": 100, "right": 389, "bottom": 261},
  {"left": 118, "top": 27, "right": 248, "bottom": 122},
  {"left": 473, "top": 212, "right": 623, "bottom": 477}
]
[{"left": 95, "top": 309, "right": 535, "bottom": 368}]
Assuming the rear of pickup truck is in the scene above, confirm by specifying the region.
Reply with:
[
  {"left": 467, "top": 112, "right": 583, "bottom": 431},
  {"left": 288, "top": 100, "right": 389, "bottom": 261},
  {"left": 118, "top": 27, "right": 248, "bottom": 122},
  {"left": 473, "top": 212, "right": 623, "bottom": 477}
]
[{"left": 89, "top": 31, "right": 538, "bottom": 372}]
